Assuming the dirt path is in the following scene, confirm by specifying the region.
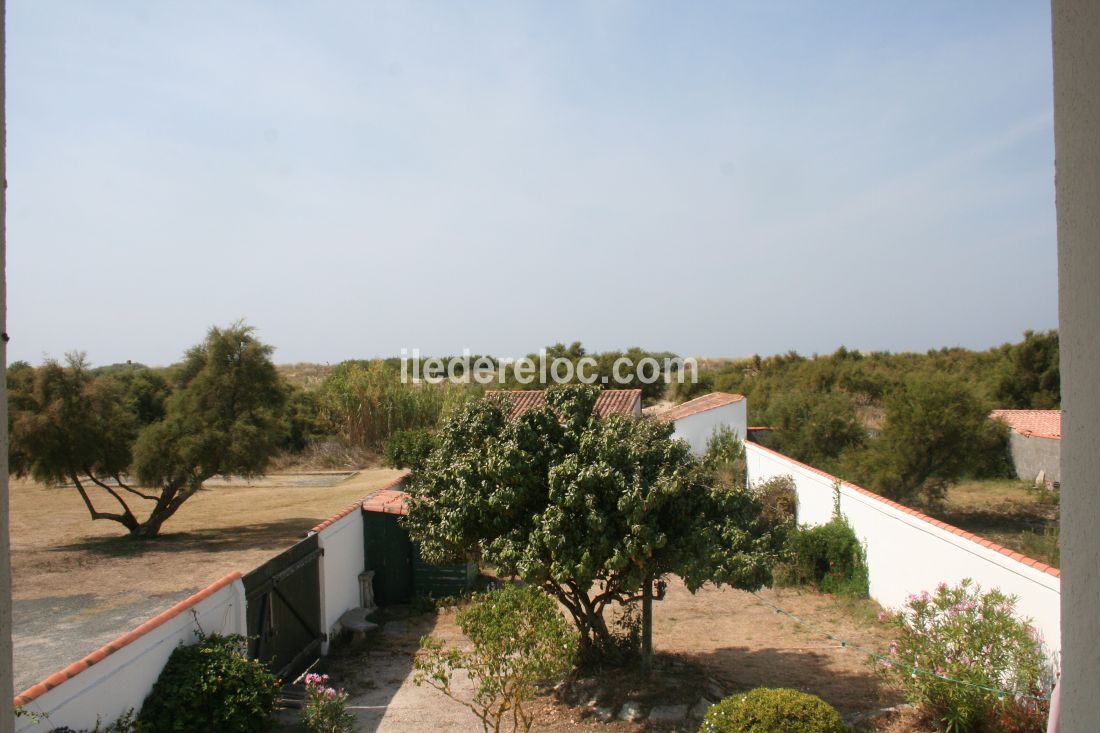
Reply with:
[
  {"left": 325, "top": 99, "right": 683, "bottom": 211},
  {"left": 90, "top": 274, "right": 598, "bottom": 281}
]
[
  {"left": 10, "top": 469, "right": 404, "bottom": 692},
  {"left": 316, "top": 581, "right": 901, "bottom": 733}
]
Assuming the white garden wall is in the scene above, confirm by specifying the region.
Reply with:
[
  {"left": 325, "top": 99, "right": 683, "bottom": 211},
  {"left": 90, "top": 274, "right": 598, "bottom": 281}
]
[
  {"left": 672, "top": 400, "right": 747, "bottom": 454},
  {"left": 312, "top": 504, "right": 367, "bottom": 654},
  {"left": 745, "top": 442, "right": 1062, "bottom": 659},
  {"left": 13, "top": 573, "right": 248, "bottom": 733}
]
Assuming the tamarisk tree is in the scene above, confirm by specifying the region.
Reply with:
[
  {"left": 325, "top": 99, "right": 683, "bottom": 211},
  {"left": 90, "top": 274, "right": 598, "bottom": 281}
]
[
  {"left": 404, "top": 385, "right": 787, "bottom": 664},
  {"left": 9, "top": 323, "right": 287, "bottom": 537}
]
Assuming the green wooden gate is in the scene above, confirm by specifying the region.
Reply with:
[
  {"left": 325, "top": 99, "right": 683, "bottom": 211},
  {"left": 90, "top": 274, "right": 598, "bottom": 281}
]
[
  {"left": 243, "top": 535, "right": 324, "bottom": 679},
  {"left": 363, "top": 511, "right": 415, "bottom": 606},
  {"left": 363, "top": 510, "right": 476, "bottom": 604}
]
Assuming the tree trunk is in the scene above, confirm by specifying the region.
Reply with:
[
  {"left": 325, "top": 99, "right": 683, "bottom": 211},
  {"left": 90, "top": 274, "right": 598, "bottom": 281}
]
[{"left": 641, "top": 576, "right": 653, "bottom": 674}]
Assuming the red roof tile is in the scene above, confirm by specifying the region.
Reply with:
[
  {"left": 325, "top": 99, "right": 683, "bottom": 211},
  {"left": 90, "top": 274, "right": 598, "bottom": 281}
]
[
  {"left": 990, "top": 410, "right": 1062, "bottom": 439},
  {"left": 362, "top": 488, "right": 410, "bottom": 516},
  {"left": 485, "top": 389, "right": 642, "bottom": 420},
  {"left": 656, "top": 392, "right": 745, "bottom": 422}
]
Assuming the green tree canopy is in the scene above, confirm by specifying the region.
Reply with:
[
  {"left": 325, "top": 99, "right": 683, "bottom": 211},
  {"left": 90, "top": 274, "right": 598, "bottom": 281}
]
[
  {"left": 9, "top": 323, "right": 288, "bottom": 537},
  {"left": 403, "top": 385, "right": 787, "bottom": 658},
  {"left": 762, "top": 389, "right": 866, "bottom": 474},
  {"left": 842, "top": 373, "right": 1004, "bottom": 503}
]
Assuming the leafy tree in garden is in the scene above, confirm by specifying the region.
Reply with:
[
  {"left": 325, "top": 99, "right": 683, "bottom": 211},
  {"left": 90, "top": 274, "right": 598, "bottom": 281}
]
[
  {"left": 842, "top": 373, "right": 999, "bottom": 503},
  {"left": 9, "top": 324, "right": 288, "bottom": 537},
  {"left": 404, "top": 385, "right": 787, "bottom": 668},
  {"left": 763, "top": 389, "right": 866, "bottom": 474}
]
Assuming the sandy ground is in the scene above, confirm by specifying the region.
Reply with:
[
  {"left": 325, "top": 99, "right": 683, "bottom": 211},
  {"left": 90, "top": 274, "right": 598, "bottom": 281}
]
[
  {"left": 310, "top": 580, "right": 903, "bottom": 733},
  {"left": 10, "top": 468, "right": 404, "bottom": 692}
]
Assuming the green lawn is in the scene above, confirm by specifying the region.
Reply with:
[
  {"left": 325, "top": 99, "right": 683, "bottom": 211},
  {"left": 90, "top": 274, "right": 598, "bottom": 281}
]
[{"left": 926, "top": 479, "right": 1060, "bottom": 569}]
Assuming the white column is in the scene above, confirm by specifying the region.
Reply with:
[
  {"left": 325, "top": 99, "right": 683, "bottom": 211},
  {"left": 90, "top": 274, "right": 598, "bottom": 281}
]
[
  {"left": 1052, "top": 0, "right": 1100, "bottom": 729},
  {"left": 0, "top": 1, "right": 13, "bottom": 730}
]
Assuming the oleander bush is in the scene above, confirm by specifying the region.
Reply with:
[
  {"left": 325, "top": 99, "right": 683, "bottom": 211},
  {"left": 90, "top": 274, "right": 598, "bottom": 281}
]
[{"left": 878, "top": 579, "right": 1052, "bottom": 732}]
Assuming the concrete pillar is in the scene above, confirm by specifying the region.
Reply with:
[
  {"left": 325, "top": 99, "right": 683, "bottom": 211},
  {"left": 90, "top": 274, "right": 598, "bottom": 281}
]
[
  {"left": 0, "top": 1, "right": 11, "bottom": 729},
  {"left": 1052, "top": 0, "right": 1100, "bottom": 729}
]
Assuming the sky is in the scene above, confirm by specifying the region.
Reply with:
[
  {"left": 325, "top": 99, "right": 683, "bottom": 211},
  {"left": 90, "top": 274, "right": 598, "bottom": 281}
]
[{"left": 7, "top": 2, "right": 1058, "bottom": 367}]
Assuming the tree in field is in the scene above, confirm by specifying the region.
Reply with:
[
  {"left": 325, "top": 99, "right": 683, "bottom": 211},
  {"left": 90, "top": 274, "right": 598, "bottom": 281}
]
[
  {"left": 763, "top": 389, "right": 866, "bottom": 474},
  {"left": 403, "top": 385, "right": 787, "bottom": 667},
  {"left": 842, "top": 373, "right": 1000, "bottom": 503},
  {"left": 9, "top": 324, "right": 287, "bottom": 537}
]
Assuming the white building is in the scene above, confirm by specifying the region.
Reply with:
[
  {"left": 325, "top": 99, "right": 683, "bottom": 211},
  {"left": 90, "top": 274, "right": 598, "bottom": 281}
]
[{"left": 656, "top": 392, "right": 746, "bottom": 455}]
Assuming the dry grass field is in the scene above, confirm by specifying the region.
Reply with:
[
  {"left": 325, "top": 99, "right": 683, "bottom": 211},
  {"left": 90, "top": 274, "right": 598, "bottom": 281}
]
[
  {"left": 10, "top": 468, "right": 404, "bottom": 691},
  {"left": 10, "top": 469, "right": 405, "bottom": 600},
  {"left": 927, "top": 479, "right": 1060, "bottom": 568}
]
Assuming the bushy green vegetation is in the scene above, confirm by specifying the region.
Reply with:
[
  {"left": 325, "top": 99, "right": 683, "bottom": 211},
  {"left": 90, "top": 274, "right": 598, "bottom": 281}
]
[
  {"left": 314, "top": 360, "right": 474, "bottom": 451},
  {"left": 700, "top": 688, "right": 846, "bottom": 733},
  {"left": 415, "top": 585, "right": 578, "bottom": 733},
  {"left": 778, "top": 514, "right": 869, "bottom": 599},
  {"left": 676, "top": 332, "right": 1057, "bottom": 503},
  {"left": 138, "top": 634, "right": 279, "bottom": 733},
  {"left": 879, "top": 580, "right": 1052, "bottom": 733},
  {"left": 382, "top": 428, "right": 438, "bottom": 470}
]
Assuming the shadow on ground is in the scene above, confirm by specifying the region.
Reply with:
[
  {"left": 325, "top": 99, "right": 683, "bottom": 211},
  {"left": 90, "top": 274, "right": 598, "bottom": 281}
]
[
  {"left": 687, "top": 644, "right": 902, "bottom": 715},
  {"left": 52, "top": 518, "right": 323, "bottom": 557}
]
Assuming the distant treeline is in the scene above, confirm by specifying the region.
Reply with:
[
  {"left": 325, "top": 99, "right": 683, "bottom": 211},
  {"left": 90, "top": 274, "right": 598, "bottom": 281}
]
[{"left": 9, "top": 331, "right": 1057, "bottom": 500}]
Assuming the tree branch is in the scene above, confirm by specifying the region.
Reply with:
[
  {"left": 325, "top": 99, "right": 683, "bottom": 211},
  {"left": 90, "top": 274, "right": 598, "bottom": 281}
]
[
  {"left": 71, "top": 474, "right": 139, "bottom": 532},
  {"left": 111, "top": 474, "right": 160, "bottom": 501}
]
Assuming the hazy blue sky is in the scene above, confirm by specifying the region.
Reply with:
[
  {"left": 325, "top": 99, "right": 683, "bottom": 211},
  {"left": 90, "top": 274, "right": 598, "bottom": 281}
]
[{"left": 8, "top": 2, "right": 1057, "bottom": 366}]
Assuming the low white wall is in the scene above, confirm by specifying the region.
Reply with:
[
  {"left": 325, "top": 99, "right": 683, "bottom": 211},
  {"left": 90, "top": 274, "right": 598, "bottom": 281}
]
[
  {"left": 14, "top": 573, "right": 247, "bottom": 733},
  {"left": 745, "top": 442, "right": 1062, "bottom": 659},
  {"left": 313, "top": 507, "right": 366, "bottom": 654},
  {"left": 673, "top": 401, "right": 747, "bottom": 455}
]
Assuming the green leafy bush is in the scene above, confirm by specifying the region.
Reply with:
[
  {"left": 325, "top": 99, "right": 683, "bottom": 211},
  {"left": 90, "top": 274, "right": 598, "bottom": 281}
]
[
  {"left": 878, "top": 579, "right": 1052, "bottom": 732},
  {"left": 777, "top": 515, "right": 869, "bottom": 598},
  {"left": 382, "top": 429, "right": 437, "bottom": 470},
  {"left": 415, "top": 584, "right": 578, "bottom": 733},
  {"left": 699, "top": 688, "right": 846, "bottom": 733},
  {"left": 138, "top": 634, "right": 279, "bottom": 733}
]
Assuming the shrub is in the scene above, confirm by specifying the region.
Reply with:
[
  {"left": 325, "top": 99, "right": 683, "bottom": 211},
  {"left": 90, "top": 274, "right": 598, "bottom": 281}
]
[
  {"left": 414, "top": 584, "right": 578, "bottom": 733},
  {"left": 699, "top": 687, "right": 846, "bottom": 733},
  {"left": 752, "top": 475, "right": 798, "bottom": 525},
  {"left": 382, "top": 429, "right": 437, "bottom": 470},
  {"left": 778, "top": 515, "right": 869, "bottom": 598},
  {"left": 300, "top": 672, "right": 354, "bottom": 733},
  {"left": 702, "top": 425, "right": 747, "bottom": 489},
  {"left": 138, "top": 634, "right": 279, "bottom": 733},
  {"left": 878, "top": 579, "right": 1052, "bottom": 733}
]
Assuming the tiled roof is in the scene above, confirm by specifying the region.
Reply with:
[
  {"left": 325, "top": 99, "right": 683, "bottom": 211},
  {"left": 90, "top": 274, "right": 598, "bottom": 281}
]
[
  {"left": 485, "top": 389, "right": 642, "bottom": 420},
  {"left": 990, "top": 410, "right": 1062, "bottom": 440},
  {"left": 362, "top": 488, "right": 410, "bottom": 516},
  {"left": 656, "top": 392, "right": 745, "bottom": 422},
  {"left": 309, "top": 473, "right": 410, "bottom": 533},
  {"left": 744, "top": 441, "right": 1060, "bottom": 579},
  {"left": 14, "top": 572, "right": 244, "bottom": 706}
]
